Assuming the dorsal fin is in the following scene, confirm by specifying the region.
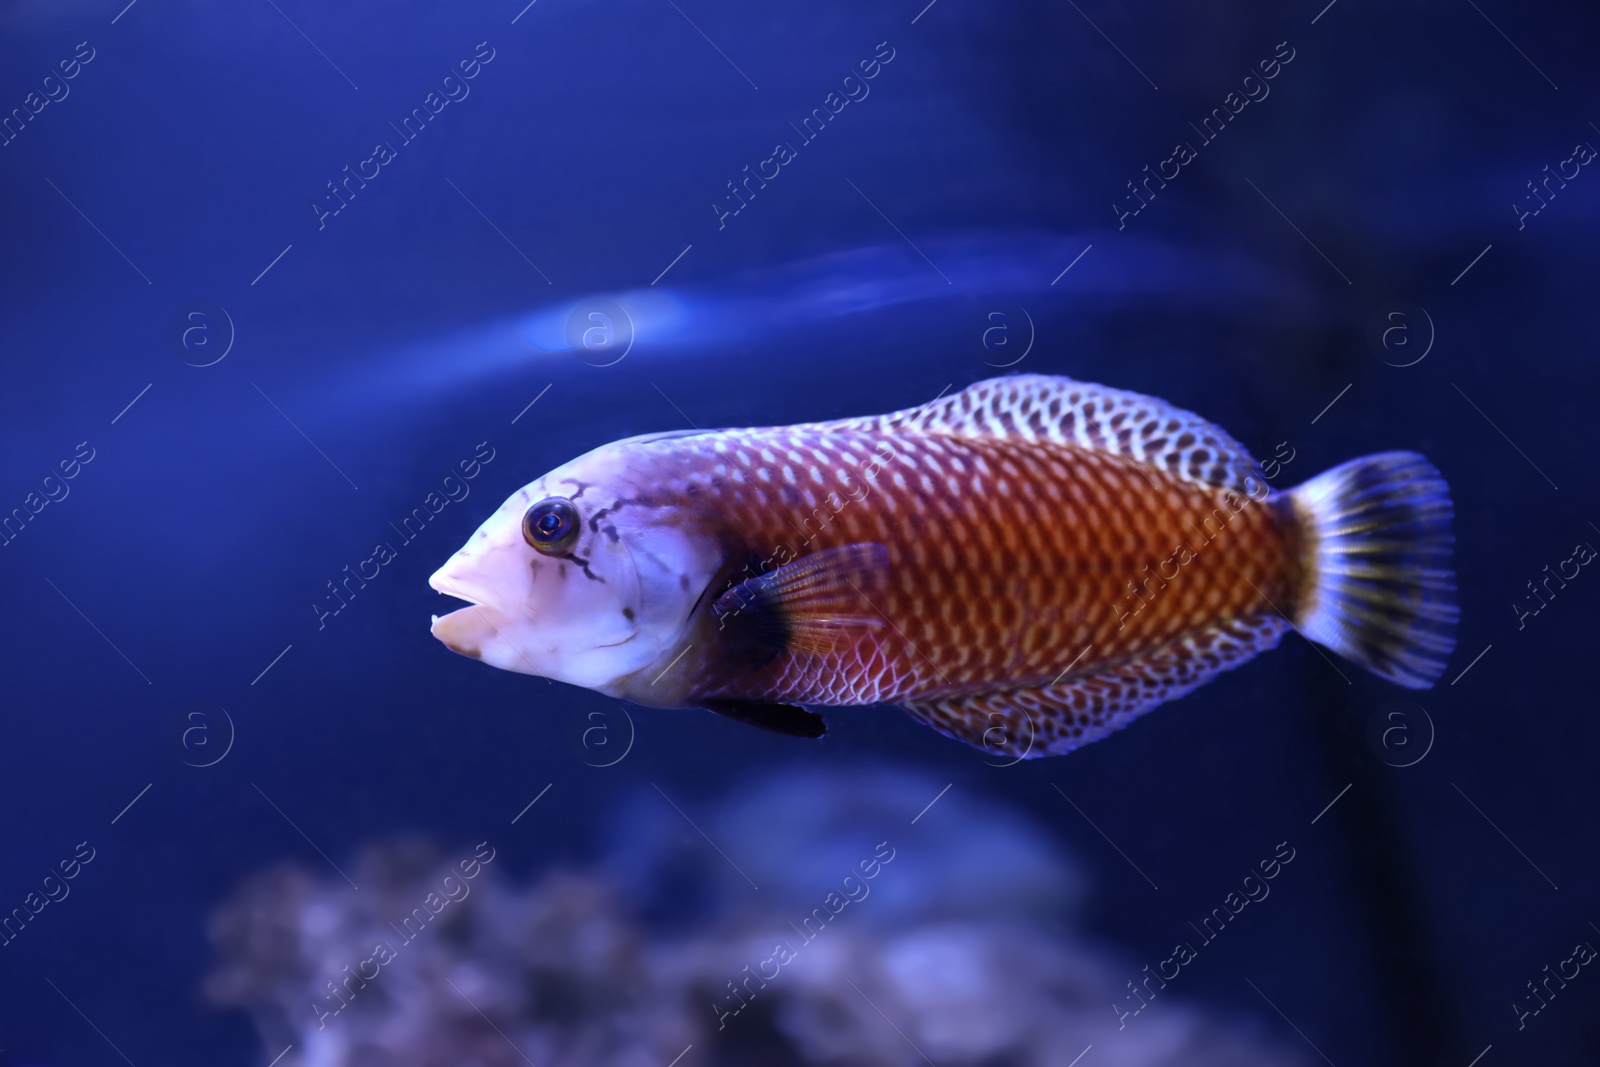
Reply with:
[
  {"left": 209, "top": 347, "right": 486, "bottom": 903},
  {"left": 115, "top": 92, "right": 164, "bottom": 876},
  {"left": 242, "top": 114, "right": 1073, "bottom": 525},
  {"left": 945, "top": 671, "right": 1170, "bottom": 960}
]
[{"left": 844, "top": 374, "right": 1264, "bottom": 495}]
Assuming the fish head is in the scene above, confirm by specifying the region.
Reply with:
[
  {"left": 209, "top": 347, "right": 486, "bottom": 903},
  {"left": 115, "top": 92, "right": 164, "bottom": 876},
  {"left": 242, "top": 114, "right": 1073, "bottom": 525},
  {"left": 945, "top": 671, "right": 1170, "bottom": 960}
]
[{"left": 428, "top": 434, "right": 721, "bottom": 699}]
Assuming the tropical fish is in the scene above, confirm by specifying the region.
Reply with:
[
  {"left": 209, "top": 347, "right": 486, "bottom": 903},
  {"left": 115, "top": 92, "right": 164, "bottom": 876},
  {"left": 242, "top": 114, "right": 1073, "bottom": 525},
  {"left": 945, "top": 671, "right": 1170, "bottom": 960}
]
[{"left": 429, "top": 374, "right": 1457, "bottom": 759}]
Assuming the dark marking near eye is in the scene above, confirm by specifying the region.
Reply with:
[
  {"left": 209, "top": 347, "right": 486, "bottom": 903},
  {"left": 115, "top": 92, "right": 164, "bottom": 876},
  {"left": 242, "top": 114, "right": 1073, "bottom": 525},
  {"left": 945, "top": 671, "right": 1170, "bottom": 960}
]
[
  {"left": 562, "top": 479, "right": 595, "bottom": 501},
  {"left": 588, "top": 495, "right": 668, "bottom": 533},
  {"left": 679, "top": 574, "right": 691, "bottom": 592},
  {"left": 622, "top": 607, "right": 635, "bottom": 620},
  {"left": 602, "top": 524, "right": 619, "bottom": 542},
  {"left": 564, "top": 551, "right": 605, "bottom": 583}
]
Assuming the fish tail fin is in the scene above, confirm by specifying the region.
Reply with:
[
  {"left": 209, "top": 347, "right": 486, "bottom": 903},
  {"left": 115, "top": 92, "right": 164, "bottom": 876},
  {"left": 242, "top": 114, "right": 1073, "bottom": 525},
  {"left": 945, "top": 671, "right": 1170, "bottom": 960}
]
[{"left": 1284, "top": 451, "right": 1458, "bottom": 687}]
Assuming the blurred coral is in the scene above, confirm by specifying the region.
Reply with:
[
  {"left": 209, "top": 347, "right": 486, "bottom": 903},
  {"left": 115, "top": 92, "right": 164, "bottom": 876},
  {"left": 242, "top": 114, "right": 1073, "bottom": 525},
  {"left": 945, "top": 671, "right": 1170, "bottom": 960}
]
[{"left": 207, "top": 767, "right": 1306, "bottom": 1067}]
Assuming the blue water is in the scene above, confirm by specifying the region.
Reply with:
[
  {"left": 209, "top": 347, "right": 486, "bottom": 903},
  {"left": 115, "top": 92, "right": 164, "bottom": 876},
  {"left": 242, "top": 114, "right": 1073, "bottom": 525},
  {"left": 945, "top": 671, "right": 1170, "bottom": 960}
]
[{"left": 2, "top": 0, "right": 1597, "bottom": 1063}]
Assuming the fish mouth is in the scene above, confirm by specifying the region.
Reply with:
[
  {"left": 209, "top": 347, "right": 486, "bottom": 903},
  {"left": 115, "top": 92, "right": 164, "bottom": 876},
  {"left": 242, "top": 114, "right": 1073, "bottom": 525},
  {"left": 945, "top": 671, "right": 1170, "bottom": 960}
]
[{"left": 428, "top": 566, "right": 506, "bottom": 660}]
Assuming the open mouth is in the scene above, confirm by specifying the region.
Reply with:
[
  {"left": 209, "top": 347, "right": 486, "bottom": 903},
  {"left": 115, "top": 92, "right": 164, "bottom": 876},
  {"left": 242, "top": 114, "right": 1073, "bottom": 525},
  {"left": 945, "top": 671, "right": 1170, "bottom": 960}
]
[
  {"left": 428, "top": 566, "right": 503, "bottom": 657},
  {"left": 429, "top": 589, "right": 478, "bottom": 621},
  {"left": 429, "top": 601, "right": 498, "bottom": 660},
  {"left": 428, "top": 562, "right": 500, "bottom": 614}
]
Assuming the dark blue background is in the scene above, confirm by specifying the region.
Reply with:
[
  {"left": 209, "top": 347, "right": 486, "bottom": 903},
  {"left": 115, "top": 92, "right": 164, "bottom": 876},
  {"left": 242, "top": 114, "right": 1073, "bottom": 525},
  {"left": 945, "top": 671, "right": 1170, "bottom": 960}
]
[{"left": 2, "top": 0, "right": 1597, "bottom": 1062}]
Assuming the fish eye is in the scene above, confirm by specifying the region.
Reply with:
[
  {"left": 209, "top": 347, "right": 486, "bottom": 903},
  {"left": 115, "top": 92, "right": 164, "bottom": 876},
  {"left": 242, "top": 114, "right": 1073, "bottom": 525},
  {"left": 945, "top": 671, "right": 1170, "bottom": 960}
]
[{"left": 523, "top": 497, "right": 580, "bottom": 554}]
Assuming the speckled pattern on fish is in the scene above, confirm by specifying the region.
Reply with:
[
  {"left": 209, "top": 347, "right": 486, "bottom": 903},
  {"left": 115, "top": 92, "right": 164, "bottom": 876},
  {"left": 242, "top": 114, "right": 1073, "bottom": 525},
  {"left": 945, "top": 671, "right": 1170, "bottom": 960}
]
[{"left": 430, "top": 375, "right": 1457, "bottom": 758}]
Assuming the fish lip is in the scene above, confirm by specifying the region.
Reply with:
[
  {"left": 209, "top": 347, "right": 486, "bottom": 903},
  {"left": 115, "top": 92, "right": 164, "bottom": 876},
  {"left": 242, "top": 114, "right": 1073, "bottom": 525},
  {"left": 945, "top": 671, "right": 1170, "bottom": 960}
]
[
  {"left": 428, "top": 566, "right": 501, "bottom": 648},
  {"left": 428, "top": 563, "right": 505, "bottom": 616},
  {"left": 427, "top": 565, "right": 476, "bottom": 605},
  {"left": 429, "top": 602, "right": 499, "bottom": 661},
  {"left": 430, "top": 603, "right": 478, "bottom": 627}
]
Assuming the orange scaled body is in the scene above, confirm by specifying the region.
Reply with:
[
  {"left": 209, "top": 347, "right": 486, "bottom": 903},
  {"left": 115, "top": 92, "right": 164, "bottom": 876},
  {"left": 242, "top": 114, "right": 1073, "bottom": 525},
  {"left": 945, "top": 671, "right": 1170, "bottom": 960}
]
[
  {"left": 676, "top": 431, "right": 1293, "bottom": 700},
  {"left": 431, "top": 375, "right": 1457, "bottom": 759}
]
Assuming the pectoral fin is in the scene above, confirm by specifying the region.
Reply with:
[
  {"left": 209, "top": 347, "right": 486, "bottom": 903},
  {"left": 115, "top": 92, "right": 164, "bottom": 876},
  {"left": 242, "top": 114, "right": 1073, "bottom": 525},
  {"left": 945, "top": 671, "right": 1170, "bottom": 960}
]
[
  {"left": 701, "top": 698, "right": 827, "bottom": 739},
  {"left": 713, "top": 542, "right": 890, "bottom": 655}
]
